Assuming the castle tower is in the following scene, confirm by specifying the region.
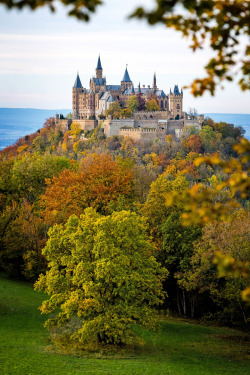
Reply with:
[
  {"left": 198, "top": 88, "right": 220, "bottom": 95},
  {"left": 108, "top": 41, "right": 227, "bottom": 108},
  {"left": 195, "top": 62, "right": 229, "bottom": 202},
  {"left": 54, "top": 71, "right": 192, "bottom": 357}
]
[
  {"left": 169, "top": 85, "right": 183, "bottom": 119},
  {"left": 121, "top": 65, "right": 132, "bottom": 91},
  {"left": 88, "top": 90, "right": 95, "bottom": 117},
  {"left": 96, "top": 55, "right": 103, "bottom": 79},
  {"left": 72, "top": 72, "right": 83, "bottom": 119}
]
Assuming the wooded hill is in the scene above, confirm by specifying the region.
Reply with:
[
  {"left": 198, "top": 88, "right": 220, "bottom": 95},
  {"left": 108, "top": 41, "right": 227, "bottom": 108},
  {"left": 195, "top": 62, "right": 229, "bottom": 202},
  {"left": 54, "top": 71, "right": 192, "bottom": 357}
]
[{"left": 0, "top": 116, "right": 249, "bottom": 349}]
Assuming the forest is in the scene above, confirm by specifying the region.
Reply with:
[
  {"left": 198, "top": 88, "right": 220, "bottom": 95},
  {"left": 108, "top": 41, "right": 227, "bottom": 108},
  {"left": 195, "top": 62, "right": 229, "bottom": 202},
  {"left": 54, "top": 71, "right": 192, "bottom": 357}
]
[{"left": 0, "top": 116, "right": 249, "bottom": 351}]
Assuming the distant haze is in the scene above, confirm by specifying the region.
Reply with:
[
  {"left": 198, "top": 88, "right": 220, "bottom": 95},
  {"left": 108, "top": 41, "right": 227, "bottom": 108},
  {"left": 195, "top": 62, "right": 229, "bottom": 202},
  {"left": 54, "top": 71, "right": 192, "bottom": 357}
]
[{"left": 0, "top": 109, "right": 249, "bottom": 150}]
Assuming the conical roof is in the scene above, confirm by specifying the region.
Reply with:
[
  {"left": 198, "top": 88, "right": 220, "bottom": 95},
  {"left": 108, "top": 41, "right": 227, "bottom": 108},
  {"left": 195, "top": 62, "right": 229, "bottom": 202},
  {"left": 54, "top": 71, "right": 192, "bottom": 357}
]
[
  {"left": 96, "top": 55, "right": 102, "bottom": 70},
  {"left": 122, "top": 67, "right": 131, "bottom": 82},
  {"left": 73, "top": 73, "right": 82, "bottom": 88},
  {"left": 174, "top": 85, "right": 180, "bottom": 95}
]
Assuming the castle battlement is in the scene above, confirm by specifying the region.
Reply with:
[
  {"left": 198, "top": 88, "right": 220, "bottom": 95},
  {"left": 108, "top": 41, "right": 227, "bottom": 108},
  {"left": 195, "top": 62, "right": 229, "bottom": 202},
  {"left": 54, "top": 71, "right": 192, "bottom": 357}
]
[{"left": 120, "top": 127, "right": 166, "bottom": 133}]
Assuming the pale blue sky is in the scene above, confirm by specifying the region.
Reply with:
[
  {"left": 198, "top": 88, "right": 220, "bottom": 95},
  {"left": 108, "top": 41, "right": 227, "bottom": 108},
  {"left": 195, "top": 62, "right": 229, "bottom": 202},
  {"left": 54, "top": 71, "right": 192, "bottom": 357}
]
[{"left": 0, "top": 0, "right": 249, "bottom": 113}]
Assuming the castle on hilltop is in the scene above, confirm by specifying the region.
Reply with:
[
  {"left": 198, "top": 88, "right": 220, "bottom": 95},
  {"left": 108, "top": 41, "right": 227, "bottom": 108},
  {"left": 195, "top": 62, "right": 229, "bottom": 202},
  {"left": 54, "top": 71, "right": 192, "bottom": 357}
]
[
  {"left": 72, "top": 56, "right": 183, "bottom": 120},
  {"left": 56, "top": 56, "right": 203, "bottom": 141}
]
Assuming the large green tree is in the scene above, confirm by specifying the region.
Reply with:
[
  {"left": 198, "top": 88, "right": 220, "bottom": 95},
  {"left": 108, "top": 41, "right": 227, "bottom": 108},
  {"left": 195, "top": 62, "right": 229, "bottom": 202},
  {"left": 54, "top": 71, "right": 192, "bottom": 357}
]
[
  {"left": 35, "top": 209, "right": 166, "bottom": 348},
  {"left": 127, "top": 95, "right": 139, "bottom": 112},
  {"left": 178, "top": 211, "right": 250, "bottom": 330}
]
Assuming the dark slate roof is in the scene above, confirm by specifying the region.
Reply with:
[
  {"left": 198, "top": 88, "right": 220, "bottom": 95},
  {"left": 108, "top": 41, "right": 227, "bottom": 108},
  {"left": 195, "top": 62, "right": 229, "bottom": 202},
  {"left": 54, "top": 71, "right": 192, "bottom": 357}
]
[
  {"left": 96, "top": 55, "right": 102, "bottom": 70},
  {"left": 174, "top": 85, "right": 180, "bottom": 95},
  {"left": 122, "top": 67, "right": 131, "bottom": 82},
  {"left": 123, "top": 87, "right": 167, "bottom": 98},
  {"left": 123, "top": 87, "right": 150, "bottom": 95},
  {"left": 154, "top": 90, "right": 166, "bottom": 98},
  {"left": 93, "top": 78, "right": 106, "bottom": 85},
  {"left": 106, "top": 85, "right": 121, "bottom": 91},
  {"left": 73, "top": 73, "right": 82, "bottom": 88},
  {"left": 107, "top": 96, "right": 114, "bottom": 103},
  {"left": 99, "top": 91, "right": 115, "bottom": 102}
]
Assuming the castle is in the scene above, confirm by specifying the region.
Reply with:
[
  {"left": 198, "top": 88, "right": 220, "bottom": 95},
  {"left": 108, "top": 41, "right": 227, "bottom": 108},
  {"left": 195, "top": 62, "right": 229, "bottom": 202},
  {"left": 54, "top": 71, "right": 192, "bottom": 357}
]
[
  {"left": 72, "top": 56, "right": 183, "bottom": 120},
  {"left": 56, "top": 56, "right": 203, "bottom": 140}
]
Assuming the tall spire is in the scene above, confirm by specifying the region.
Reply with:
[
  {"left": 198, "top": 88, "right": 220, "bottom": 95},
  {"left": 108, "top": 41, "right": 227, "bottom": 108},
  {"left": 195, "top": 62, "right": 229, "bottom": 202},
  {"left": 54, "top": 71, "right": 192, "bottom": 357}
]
[
  {"left": 122, "top": 65, "right": 131, "bottom": 82},
  {"left": 96, "top": 55, "right": 102, "bottom": 70},
  {"left": 73, "top": 72, "right": 82, "bottom": 88},
  {"left": 96, "top": 55, "right": 103, "bottom": 78},
  {"left": 138, "top": 82, "right": 141, "bottom": 92},
  {"left": 153, "top": 72, "right": 157, "bottom": 90},
  {"left": 131, "top": 83, "right": 135, "bottom": 93}
]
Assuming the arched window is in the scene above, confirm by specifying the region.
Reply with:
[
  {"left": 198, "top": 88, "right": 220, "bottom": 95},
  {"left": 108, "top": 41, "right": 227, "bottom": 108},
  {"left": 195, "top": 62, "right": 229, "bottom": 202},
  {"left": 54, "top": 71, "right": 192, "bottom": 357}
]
[
  {"left": 177, "top": 104, "right": 180, "bottom": 109},
  {"left": 161, "top": 100, "right": 163, "bottom": 108},
  {"left": 150, "top": 115, "right": 153, "bottom": 119},
  {"left": 143, "top": 115, "right": 147, "bottom": 120}
]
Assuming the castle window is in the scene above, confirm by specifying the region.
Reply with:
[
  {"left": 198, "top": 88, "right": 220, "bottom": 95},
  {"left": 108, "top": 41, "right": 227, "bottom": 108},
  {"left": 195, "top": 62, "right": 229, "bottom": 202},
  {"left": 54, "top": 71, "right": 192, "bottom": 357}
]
[
  {"left": 177, "top": 104, "right": 180, "bottom": 109},
  {"left": 161, "top": 100, "right": 163, "bottom": 108},
  {"left": 165, "top": 101, "right": 167, "bottom": 108}
]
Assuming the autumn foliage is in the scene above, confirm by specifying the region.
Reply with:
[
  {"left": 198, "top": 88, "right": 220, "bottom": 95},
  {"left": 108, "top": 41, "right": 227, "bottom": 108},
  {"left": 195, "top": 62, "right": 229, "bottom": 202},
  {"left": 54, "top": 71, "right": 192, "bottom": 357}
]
[{"left": 40, "top": 153, "right": 134, "bottom": 225}]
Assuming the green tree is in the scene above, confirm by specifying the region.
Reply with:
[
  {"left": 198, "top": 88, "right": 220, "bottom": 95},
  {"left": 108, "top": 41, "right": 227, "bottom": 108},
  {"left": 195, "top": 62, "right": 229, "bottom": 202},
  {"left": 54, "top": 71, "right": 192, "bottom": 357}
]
[
  {"left": 105, "top": 101, "right": 121, "bottom": 118},
  {"left": 161, "top": 212, "right": 202, "bottom": 317},
  {"left": 35, "top": 209, "right": 166, "bottom": 349},
  {"left": 199, "top": 125, "right": 222, "bottom": 154},
  {"left": 141, "top": 174, "right": 189, "bottom": 247},
  {"left": 179, "top": 211, "right": 250, "bottom": 330},
  {"left": 11, "top": 153, "right": 72, "bottom": 203},
  {"left": 0, "top": 201, "right": 47, "bottom": 279},
  {"left": 127, "top": 95, "right": 139, "bottom": 112},
  {"left": 32, "top": 135, "right": 47, "bottom": 153},
  {"left": 121, "top": 108, "right": 132, "bottom": 118}
]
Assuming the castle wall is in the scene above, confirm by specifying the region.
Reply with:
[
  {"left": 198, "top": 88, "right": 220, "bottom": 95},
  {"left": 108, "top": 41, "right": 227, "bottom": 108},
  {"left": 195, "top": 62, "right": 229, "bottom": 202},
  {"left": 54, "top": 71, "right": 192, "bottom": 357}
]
[
  {"left": 134, "top": 120, "right": 159, "bottom": 128},
  {"left": 56, "top": 118, "right": 97, "bottom": 133},
  {"left": 133, "top": 111, "right": 168, "bottom": 121},
  {"left": 102, "top": 119, "right": 135, "bottom": 137},
  {"left": 184, "top": 119, "right": 202, "bottom": 129},
  {"left": 119, "top": 128, "right": 166, "bottom": 142},
  {"left": 55, "top": 119, "right": 72, "bottom": 132},
  {"left": 73, "top": 119, "right": 98, "bottom": 132}
]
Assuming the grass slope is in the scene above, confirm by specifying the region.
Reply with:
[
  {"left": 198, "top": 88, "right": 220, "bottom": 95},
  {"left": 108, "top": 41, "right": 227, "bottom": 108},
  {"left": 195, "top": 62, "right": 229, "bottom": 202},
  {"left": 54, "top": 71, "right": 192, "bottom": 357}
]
[{"left": 0, "top": 275, "right": 249, "bottom": 375}]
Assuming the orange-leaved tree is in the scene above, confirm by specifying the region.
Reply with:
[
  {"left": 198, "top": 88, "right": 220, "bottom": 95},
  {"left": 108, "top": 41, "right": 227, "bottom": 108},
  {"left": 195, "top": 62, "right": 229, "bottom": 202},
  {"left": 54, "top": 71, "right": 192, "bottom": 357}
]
[{"left": 40, "top": 153, "right": 134, "bottom": 225}]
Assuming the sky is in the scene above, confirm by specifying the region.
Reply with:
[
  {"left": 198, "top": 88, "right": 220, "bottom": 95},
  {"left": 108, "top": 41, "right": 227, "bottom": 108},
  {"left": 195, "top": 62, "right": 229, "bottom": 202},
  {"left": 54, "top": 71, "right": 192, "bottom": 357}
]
[{"left": 0, "top": 0, "right": 249, "bottom": 113}]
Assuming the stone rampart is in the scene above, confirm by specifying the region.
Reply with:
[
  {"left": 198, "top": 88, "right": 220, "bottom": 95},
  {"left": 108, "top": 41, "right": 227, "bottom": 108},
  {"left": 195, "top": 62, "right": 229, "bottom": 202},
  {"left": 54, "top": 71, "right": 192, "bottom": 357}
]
[
  {"left": 72, "top": 119, "right": 97, "bottom": 132},
  {"left": 184, "top": 119, "right": 202, "bottom": 129},
  {"left": 167, "top": 119, "right": 185, "bottom": 129},
  {"left": 119, "top": 127, "right": 166, "bottom": 142},
  {"left": 102, "top": 119, "right": 135, "bottom": 137},
  {"left": 55, "top": 119, "right": 97, "bottom": 133},
  {"left": 55, "top": 119, "right": 72, "bottom": 132},
  {"left": 133, "top": 111, "right": 169, "bottom": 121}
]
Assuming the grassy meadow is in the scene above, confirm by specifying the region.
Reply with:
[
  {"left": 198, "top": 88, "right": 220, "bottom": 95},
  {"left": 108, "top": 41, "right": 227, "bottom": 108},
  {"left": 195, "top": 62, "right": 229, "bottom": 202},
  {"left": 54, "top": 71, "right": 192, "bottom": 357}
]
[{"left": 0, "top": 275, "right": 249, "bottom": 375}]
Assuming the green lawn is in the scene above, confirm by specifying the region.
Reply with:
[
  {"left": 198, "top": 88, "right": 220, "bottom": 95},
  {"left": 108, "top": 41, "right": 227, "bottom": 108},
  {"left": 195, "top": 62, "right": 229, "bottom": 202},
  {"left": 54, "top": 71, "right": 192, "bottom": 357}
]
[{"left": 0, "top": 275, "right": 249, "bottom": 375}]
